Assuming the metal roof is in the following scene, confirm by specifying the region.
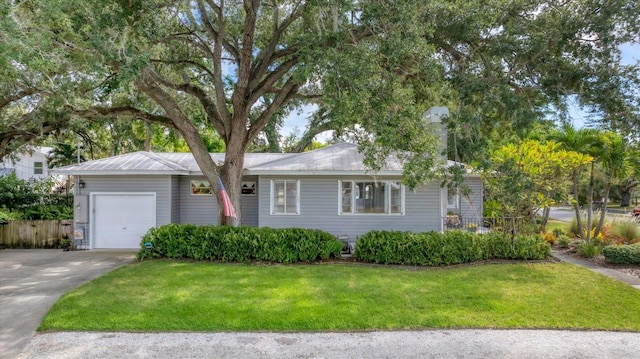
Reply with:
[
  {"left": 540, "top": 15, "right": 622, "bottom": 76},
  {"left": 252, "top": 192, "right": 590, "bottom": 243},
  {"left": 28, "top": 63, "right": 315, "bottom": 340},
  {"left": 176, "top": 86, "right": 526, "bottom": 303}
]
[
  {"left": 51, "top": 152, "right": 191, "bottom": 175},
  {"left": 50, "top": 143, "right": 472, "bottom": 176},
  {"left": 51, "top": 149, "right": 298, "bottom": 176},
  {"left": 246, "top": 142, "right": 404, "bottom": 175}
]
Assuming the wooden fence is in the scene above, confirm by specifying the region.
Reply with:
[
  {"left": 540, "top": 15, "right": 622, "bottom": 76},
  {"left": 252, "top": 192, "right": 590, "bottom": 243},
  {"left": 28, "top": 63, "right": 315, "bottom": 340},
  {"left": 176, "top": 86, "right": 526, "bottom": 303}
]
[{"left": 0, "top": 220, "right": 74, "bottom": 248}]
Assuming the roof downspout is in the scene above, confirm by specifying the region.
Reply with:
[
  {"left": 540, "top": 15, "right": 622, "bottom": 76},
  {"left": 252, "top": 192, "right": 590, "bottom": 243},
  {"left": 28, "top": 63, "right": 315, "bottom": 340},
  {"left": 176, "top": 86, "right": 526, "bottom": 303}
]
[
  {"left": 423, "top": 106, "right": 449, "bottom": 162},
  {"left": 424, "top": 107, "right": 450, "bottom": 231}
]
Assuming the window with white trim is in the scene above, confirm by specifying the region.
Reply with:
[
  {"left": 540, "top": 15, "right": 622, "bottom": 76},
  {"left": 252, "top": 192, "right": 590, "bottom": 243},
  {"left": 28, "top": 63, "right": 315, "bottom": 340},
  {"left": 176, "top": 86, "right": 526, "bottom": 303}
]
[
  {"left": 33, "top": 162, "right": 43, "bottom": 175},
  {"left": 271, "top": 180, "right": 300, "bottom": 215},
  {"left": 339, "top": 180, "right": 403, "bottom": 215},
  {"left": 191, "top": 180, "right": 212, "bottom": 195},
  {"left": 447, "top": 188, "right": 459, "bottom": 208}
]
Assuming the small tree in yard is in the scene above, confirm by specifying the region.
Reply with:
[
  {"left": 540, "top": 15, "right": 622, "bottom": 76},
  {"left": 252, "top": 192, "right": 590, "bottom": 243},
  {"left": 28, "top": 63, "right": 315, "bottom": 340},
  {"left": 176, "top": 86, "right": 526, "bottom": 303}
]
[
  {"left": 592, "top": 132, "right": 638, "bottom": 240},
  {"left": 484, "top": 140, "right": 593, "bottom": 235}
]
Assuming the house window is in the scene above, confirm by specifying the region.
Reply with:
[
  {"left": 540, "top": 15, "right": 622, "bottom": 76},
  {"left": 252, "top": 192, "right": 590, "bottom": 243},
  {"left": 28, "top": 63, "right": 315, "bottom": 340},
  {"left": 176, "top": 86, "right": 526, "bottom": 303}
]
[
  {"left": 339, "top": 180, "right": 403, "bottom": 215},
  {"left": 191, "top": 180, "right": 212, "bottom": 195},
  {"left": 271, "top": 180, "right": 300, "bottom": 215},
  {"left": 447, "top": 188, "right": 459, "bottom": 208},
  {"left": 33, "top": 162, "right": 43, "bottom": 175}
]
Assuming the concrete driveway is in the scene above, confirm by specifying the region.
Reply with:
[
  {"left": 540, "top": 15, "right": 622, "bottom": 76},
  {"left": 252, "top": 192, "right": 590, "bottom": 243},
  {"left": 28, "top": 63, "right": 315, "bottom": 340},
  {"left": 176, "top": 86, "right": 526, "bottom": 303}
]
[{"left": 0, "top": 249, "right": 136, "bottom": 359}]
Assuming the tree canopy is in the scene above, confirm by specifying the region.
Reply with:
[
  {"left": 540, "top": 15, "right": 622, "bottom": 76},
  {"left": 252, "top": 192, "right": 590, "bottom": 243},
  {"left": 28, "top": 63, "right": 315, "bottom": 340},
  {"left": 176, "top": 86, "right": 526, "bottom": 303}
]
[{"left": 1, "top": 0, "right": 638, "bottom": 223}]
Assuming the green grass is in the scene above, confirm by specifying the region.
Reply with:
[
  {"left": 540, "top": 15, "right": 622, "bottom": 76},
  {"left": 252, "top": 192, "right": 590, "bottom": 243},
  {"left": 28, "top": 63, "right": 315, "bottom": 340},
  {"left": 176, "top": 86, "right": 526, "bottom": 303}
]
[
  {"left": 545, "top": 220, "right": 569, "bottom": 234},
  {"left": 40, "top": 261, "right": 640, "bottom": 332}
]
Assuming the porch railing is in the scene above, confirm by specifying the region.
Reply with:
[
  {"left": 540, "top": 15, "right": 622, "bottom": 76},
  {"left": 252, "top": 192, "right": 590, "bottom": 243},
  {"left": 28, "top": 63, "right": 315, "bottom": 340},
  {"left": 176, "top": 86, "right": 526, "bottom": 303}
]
[{"left": 442, "top": 216, "right": 529, "bottom": 233}]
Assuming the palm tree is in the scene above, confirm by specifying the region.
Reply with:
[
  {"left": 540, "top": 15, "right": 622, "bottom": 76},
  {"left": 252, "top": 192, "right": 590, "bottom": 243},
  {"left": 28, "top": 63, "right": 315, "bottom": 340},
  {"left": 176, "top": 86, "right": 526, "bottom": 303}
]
[
  {"left": 47, "top": 143, "right": 84, "bottom": 168},
  {"left": 593, "top": 132, "right": 631, "bottom": 238},
  {"left": 47, "top": 143, "right": 85, "bottom": 194},
  {"left": 550, "top": 124, "right": 598, "bottom": 238}
]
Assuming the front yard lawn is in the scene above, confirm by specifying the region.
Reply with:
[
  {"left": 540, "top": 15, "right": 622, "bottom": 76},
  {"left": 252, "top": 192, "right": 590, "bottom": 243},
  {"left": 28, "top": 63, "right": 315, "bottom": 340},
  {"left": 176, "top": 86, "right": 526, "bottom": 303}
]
[{"left": 40, "top": 261, "right": 640, "bottom": 331}]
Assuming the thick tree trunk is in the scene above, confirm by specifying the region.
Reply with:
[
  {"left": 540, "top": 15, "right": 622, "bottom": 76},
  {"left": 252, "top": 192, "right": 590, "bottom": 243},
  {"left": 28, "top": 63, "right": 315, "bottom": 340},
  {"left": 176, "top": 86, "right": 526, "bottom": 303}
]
[
  {"left": 619, "top": 178, "right": 637, "bottom": 207},
  {"left": 217, "top": 140, "right": 246, "bottom": 226},
  {"left": 620, "top": 191, "right": 631, "bottom": 207},
  {"left": 136, "top": 75, "right": 247, "bottom": 226}
]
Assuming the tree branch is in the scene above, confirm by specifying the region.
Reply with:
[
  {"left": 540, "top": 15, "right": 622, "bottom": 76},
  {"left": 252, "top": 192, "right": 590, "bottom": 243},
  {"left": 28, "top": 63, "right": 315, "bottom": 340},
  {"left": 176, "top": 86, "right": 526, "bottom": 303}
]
[
  {"left": 247, "top": 78, "right": 298, "bottom": 141},
  {"left": 249, "top": 1, "right": 305, "bottom": 90},
  {"left": 72, "top": 105, "right": 176, "bottom": 129},
  {"left": 233, "top": 0, "right": 260, "bottom": 108},
  {"left": 0, "top": 88, "right": 39, "bottom": 112},
  {"left": 145, "top": 70, "right": 226, "bottom": 136},
  {"left": 195, "top": 0, "right": 240, "bottom": 60},
  {"left": 247, "top": 56, "right": 299, "bottom": 105}
]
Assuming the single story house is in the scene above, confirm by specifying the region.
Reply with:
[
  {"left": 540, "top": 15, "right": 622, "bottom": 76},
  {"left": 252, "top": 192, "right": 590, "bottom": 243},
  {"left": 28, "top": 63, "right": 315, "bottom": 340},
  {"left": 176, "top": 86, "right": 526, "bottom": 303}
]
[{"left": 52, "top": 142, "right": 483, "bottom": 249}]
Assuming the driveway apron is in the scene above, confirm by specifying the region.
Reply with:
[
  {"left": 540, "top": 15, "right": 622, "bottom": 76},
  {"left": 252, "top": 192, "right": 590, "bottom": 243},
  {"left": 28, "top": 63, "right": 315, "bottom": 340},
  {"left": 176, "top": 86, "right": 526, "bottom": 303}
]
[{"left": 0, "top": 249, "right": 135, "bottom": 359}]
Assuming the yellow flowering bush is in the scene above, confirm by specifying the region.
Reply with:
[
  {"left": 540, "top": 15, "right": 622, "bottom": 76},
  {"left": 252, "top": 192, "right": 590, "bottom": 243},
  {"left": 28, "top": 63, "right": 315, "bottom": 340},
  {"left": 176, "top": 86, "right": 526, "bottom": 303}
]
[{"left": 543, "top": 232, "right": 557, "bottom": 245}]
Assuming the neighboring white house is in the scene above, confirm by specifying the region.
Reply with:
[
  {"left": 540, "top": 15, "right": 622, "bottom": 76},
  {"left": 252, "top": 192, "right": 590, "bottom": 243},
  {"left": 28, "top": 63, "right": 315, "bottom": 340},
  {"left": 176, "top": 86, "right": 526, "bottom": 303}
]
[{"left": 0, "top": 147, "right": 53, "bottom": 182}]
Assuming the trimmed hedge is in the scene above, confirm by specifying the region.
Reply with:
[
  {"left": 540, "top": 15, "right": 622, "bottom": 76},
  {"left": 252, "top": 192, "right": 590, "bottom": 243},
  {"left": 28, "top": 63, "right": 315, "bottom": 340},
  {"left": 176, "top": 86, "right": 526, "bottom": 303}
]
[
  {"left": 602, "top": 244, "right": 640, "bottom": 265},
  {"left": 353, "top": 230, "right": 550, "bottom": 266},
  {"left": 137, "top": 224, "right": 343, "bottom": 263}
]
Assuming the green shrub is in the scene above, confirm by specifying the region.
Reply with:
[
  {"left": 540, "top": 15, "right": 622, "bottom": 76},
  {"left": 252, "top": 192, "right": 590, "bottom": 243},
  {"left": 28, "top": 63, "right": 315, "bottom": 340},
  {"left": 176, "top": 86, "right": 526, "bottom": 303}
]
[
  {"left": 577, "top": 242, "right": 600, "bottom": 258},
  {"left": 353, "top": 231, "right": 481, "bottom": 266},
  {"left": 0, "top": 174, "right": 39, "bottom": 209},
  {"left": 20, "top": 204, "right": 74, "bottom": 220},
  {"left": 137, "top": 224, "right": 342, "bottom": 263},
  {"left": 602, "top": 244, "right": 640, "bottom": 264},
  {"left": 481, "top": 232, "right": 550, "bottom": 260},
  {"left": 0, "top": 207, "right": 23, "bottom": 221},
  {"left": 353, "top": 230, "right": 550, "bottom": 266},
  {"left": 557, "top": 235, "right": 571, "bottom": 248}
]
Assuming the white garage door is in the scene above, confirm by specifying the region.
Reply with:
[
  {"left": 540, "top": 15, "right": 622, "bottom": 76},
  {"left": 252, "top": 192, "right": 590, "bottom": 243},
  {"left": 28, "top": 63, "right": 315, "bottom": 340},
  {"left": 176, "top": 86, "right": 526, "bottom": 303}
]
[{"left": 92, "top": 193, "right": 156, "bottom": 249}]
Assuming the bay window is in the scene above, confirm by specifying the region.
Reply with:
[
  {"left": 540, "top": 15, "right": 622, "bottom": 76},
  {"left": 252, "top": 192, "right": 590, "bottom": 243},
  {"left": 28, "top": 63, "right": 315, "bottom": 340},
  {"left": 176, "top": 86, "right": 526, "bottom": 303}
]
[{"left": 339, "top": 180, "right": 403, "bottom": 215}]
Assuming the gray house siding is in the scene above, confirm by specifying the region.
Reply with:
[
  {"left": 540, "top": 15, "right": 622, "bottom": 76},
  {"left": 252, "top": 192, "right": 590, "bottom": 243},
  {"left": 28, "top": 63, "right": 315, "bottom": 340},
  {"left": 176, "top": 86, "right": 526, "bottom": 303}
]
[
  {"left": 257, "top": 176, "right": 442, "bottom": 239},
  {"left": 177, "top": 175, "right": 259, "bottom": 226},
  {"left": 170, "top": 176, "right": 181, "bottom": 223},
  {"left": 179, "top": 176, "right": 217, "bottom": 225},
  {"left": 78, "top": 175, "right": 173, "bottom": 225},
  {"left": 460, "top": 177, "right": 483, "bottom": 219},
  {"left": 240, "top": 175, "right": 259, "bottom": 227}
]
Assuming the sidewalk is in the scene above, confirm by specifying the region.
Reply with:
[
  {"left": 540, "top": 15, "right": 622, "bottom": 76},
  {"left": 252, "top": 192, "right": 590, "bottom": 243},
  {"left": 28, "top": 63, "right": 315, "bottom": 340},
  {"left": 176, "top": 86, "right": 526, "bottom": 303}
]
[{"left": 552, "top": 251, "right": 640, "bottom": 290}]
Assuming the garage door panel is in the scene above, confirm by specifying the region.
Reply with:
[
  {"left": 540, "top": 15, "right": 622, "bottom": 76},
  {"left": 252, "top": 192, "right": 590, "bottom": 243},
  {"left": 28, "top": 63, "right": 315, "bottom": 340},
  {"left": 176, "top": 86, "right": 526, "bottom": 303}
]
[{"left": 93, "top": 194, "right": 156, "bottom": 249}]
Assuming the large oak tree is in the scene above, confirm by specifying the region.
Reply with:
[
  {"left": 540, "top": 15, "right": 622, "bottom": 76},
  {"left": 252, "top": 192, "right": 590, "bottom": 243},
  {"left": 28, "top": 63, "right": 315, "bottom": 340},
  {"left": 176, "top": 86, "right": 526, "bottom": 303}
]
[{"left": 2, "top": 0, "right": 638, "bottom": 224}]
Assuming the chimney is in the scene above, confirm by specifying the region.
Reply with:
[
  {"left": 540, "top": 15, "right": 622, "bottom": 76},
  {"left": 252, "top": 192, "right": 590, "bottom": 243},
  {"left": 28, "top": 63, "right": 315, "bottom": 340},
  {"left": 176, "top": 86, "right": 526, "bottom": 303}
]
[{"left": 424, "top": 106, "right": 449, "bottom": 161}]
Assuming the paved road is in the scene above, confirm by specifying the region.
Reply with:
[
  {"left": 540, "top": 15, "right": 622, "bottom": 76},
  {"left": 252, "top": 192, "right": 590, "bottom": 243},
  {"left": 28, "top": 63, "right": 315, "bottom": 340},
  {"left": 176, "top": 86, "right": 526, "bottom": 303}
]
[
  {"left": 17, "top": 330, "right": 640, "bottom": 359},
  {"left": 0, "top": 249, "right": 135, "bottom": 359},
  {"left": 548, "top": 207, "right": 639, "bottom": 223}
]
